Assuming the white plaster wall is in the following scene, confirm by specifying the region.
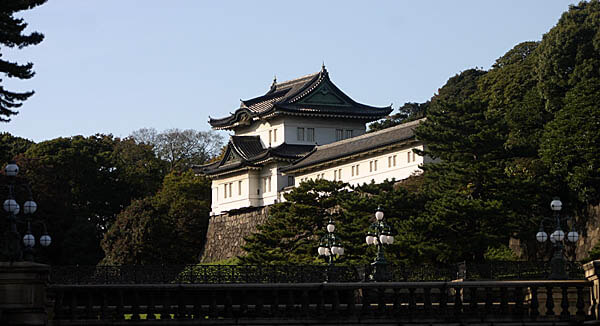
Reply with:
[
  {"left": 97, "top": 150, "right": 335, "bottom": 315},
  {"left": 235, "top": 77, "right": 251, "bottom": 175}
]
[
  {"left": 235, "top": 117, "right": 285, "bottom": 147},
  {"left": 211, "top": 162, "right": 291, "bottom": 215},
  {"left": 234, "top": 116, "right": 366, "bottom": 147},
  {"left": 211, "top": 172, "right": 253, "bottom": 215},
  {"left": 293, "top": 144, "right": 424, "bottom": 187},
  {"left": 282, "top": 116, "right": 366, "bottom": 146}
]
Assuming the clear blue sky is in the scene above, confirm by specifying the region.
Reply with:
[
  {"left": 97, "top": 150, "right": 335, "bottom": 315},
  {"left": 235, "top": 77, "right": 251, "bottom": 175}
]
[{"left": 2, "top": 0, "right": 577, "bottom": 142}]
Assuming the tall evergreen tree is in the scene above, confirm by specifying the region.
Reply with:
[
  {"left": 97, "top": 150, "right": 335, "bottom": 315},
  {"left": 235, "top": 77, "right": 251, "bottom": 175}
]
[{"left": 0, "top": 0, "right": 47, "bottom": 122}]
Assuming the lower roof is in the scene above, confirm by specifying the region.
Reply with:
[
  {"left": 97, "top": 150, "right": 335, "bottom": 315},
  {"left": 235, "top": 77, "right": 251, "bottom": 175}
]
[{"left": 280, "top": 119, "right": 425, "bottom": 174}]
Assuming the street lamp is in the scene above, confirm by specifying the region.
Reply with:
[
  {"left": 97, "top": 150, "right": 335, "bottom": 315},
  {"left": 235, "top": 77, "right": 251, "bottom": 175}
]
[
  {"left": 317, "top": 217, "right": 344, "bottom": 266},
  {"left": 365, "top": 206, "right": 395, "bottom": 281},
  {"left": 3, "top": 161, "right": 51, "bottom": 262},
  {"left": 536, "top": 197, "right": 578, "bottom": 279}
]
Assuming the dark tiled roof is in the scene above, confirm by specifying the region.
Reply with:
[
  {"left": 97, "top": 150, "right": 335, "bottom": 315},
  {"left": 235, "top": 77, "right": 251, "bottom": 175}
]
[
  {"left": 281, "top": 119, "right": 424, "bottom": 173},
  {"left": 209, "top": 68, "right": 391, "bottom": 129},
  {"left": 200, "top": 136, "right": 314, "bottom": 176},
  {"left": 230, "top": 136, "right": 265, "bottom": 160}
]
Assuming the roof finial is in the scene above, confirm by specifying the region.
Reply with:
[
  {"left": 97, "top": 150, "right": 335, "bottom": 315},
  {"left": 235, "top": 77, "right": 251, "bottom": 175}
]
[
  {"left": 271, "top": 74, "right": 277, "bottom": 89},
  {"left": 321, "top": 61, "right": 326, "bottom": 71}
]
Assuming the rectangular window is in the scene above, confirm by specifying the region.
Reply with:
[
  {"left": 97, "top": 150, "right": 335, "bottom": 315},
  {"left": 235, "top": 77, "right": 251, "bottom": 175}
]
[
  {"left": 307, "top": 128, "right": 315, "bottom": 142},
  {"left": 351, "top": 166, "right": 355, "bottom": 177},
  {"left": 273, "top": 128, "right": 277, "bottom": 142},
  {"left": 388, "top": 156, "right": 392, "bottom": 168},
  {"left": 336, "top": 129, "right": 343, "bottom": 141},
  {"left": 413, "top": 152, "right": 416, "bottom": 162},
  {"left": 356, "top": 164, "right": 359, "bottom": 175},
  {"left": 269, "top": 130, "right": 272, "bottom": 145},
  {"left": 333, "top": 170, "right": 337, "bottom": 180},
  {"left": 268, "top": 176, "right": 272, "bottom": 192},
  {"left": 238, "top": 180, "right": 242, "bottom": 196},
  {"left": 297, "top": 127, "right": 305, "bottom": 141},
  {"left": 393, "top": 155, "right": 397, "bottom": 166},
  {"left": 338, "top": 169, "right": 342, "bottom": 179},
  {"left": 345, "top": 130, "right": 353, "bottom": 139},
  {"left": 224, "top": 184, "right": 228, "bottom": 198},
  {"left": 229, "top": 183, "right": 232, "bottom": 198},
  {"left": 374, "top": 160, "right": 378, "bottom": 171},
  {"left": 288, "top": 176, "right": 294, "bottom": 186},
  {"left": 369, "top": 161, "right": 373, "bottom": 172},
  {"left": 407, "top": 151, "right": 411, "bottom": 163}
]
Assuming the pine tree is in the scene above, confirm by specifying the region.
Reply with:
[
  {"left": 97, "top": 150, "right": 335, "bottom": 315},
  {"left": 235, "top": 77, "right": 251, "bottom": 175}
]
[
  {"left": 240, "top": 179, "right": 350, "bottom": 265},
  {"left": 0, "top": 0, "right": 47, "bottom": 122}
]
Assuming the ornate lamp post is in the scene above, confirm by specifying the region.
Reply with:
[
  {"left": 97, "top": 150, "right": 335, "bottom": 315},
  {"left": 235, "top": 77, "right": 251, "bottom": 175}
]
[
  {"left": 3, "top": 161, "right": 51, "bottom": 262},
  {"left": 535, "top": 197, "right": 578, "bottom": 279},
  {"left": 317, "top": 217, "right": 344, "bottom": 266},
  {"left": 365, "top": 207, "right": 394, "bottom": 281}
]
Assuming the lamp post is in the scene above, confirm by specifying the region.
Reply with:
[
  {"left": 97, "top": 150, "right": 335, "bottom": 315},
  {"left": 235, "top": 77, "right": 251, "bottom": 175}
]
[
  {"left": 3, "top": 161, "right": 51, "bottom": 262},
  {"left": 365, "top": 207, "right": 394, "bottom": 282},
  {"left": 535, "top": 197, "right": 578, "bottom": 279},
  {"left": 317, "top": 217, "right": 344, "bottom": 266}
]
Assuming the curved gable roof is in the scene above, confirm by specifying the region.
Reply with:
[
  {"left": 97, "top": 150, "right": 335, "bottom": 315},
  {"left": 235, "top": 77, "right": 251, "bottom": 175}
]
[{"left": 209, "top": 67, "right": 392, "bottom": 130}]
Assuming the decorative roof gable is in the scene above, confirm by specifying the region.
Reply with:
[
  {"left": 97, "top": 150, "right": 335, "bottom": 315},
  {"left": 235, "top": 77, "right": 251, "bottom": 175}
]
[
  {"left": 198, "top": 135, "right": 315, "bottom": 177},
  {"left": 209, "top": 66, "right": 392, "bottom": 130}
]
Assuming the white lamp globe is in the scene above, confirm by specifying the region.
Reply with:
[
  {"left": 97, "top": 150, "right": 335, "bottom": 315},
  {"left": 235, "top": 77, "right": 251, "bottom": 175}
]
[
  {"left": 4, "top": 162, "right": 18, "bottom": 177},
  {"left": 550, "top": 234, "right": 557, "bottom": 243},
  {"left": 23, "top": 233, "right": 35, "bottom": 248},
  {"left": 366, "top": 235, "right": 375, "bottom": 245},
  {"left": 379, "top": 234, "right": 387, "bottom": 244},
  {"left": 550, "top": 198, "right": 562, "bottom": 211},
  {"left": 318, "top": 247, "right": 326, "bottom": 256},
  {"left": 23, "top": 201, "right": 37, "bottom": 214},
  {"left": 567, "top": 231, "right": 579, "bottom": 243},
  {"left": 331, "top": 246, "right": 340, "bottom": 255},
  {"left": 338, "top": 247, "right": 344, "bottom": 256},
  {"left": 324, "top": 248, "right": 331, "bottom": 256},
  {"left": 388, "top": 235, "right": 394, "bottom": 244},
  {"left": 554, "top": 230, "right": 565, "bottom": 241},
  {"left": 3, "top": 199, "right": 19, "bottom": 214},
  {"left": 536, "top": 231, "right": 548, "bottom": 243},
  {"left": 375, "top": 210, "right": 384, "bottom": 221},
  {"left": 40, "top": 234, "right": 51, "bottom": 247},
  {"left": 327, "top": 224, "right": 335, "bottom": 233}
]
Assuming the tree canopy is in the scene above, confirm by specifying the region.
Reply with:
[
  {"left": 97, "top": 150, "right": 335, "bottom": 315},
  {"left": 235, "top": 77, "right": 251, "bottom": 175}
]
[
  {"left": 101, "top": 171, "right": 211, "bottom": 265},
  {"left": 131, "top": 128, "right": 224, "bottom": 171},
  {"left": 0, "top": 0, "right": 47, "bottom": 122}
]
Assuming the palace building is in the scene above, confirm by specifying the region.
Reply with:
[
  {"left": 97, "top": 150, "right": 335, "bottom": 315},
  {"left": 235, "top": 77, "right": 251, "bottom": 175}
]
[{"left": 199, "top": 66, "right": 428, "bottom": 216}]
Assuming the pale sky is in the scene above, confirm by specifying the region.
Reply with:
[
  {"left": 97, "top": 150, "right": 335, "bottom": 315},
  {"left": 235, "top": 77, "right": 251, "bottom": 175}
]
[{"left": 2, "top": 1, "right": 578, "bottom": 142}]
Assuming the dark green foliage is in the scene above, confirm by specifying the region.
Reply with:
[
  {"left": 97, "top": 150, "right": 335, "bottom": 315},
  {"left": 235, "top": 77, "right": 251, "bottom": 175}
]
[
  {"left": 536, "top": 1, "right": 600, "bottom": 113},
  {"left": 240, "top": 179, "right": 425, "bottom": 266},
  {"left": 539, "top": 80, "right": 600, "bottom": 203},
  {"left": 240, "top": 179, "right": 350, "bottom": 265},
  {"left": 415, "top": 97, "right": 520, "bottom": 263},
  {"left": 0, "top": 132, "right": 33, "bottom": 165},
  {"left": 0, "top": 0, "right": 47, "bottom": 122},
  {"left": 9, "top": 134, "right": 165, "bottom": 264},
  {"left": 101, "top": 171, "right": 212, "bottom": 265},
  {"left": 368, "top": 102, "right": 429, "bottom": 132},
  {"left": 585, "top": 241, "right": 600, "bottom": 262}
]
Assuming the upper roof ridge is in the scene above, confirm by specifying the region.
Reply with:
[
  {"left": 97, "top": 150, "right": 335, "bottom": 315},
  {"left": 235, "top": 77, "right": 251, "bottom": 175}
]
[
  {"left": 316, "top": 118, "right": 425, "bottom": 150},
  {"left": 273, "top": 71, "right": 320, "bottom": 90}
]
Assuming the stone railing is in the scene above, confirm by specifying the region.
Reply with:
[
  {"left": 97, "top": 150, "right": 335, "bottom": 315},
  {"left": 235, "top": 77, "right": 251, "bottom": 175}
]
[
  {"left": 48, "top": 280, "right": 592, "bottom": 324},
  {"left": 2, "top": 261, "right": 600, "bottom": 325}
]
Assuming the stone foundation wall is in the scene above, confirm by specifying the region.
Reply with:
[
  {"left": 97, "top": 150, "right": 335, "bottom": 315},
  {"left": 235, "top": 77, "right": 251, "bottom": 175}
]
[
  {"left": 200, "top": 206, "right": 269, "bottom": 263},
  {"left": 576, "top": 204, "right": 600, "bottom": 259}
]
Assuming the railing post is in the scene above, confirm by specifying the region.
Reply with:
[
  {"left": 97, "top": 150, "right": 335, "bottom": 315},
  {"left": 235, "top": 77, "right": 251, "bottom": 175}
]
[{"left": 584, "top": 260, "right": 600, "bottom": 319}]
